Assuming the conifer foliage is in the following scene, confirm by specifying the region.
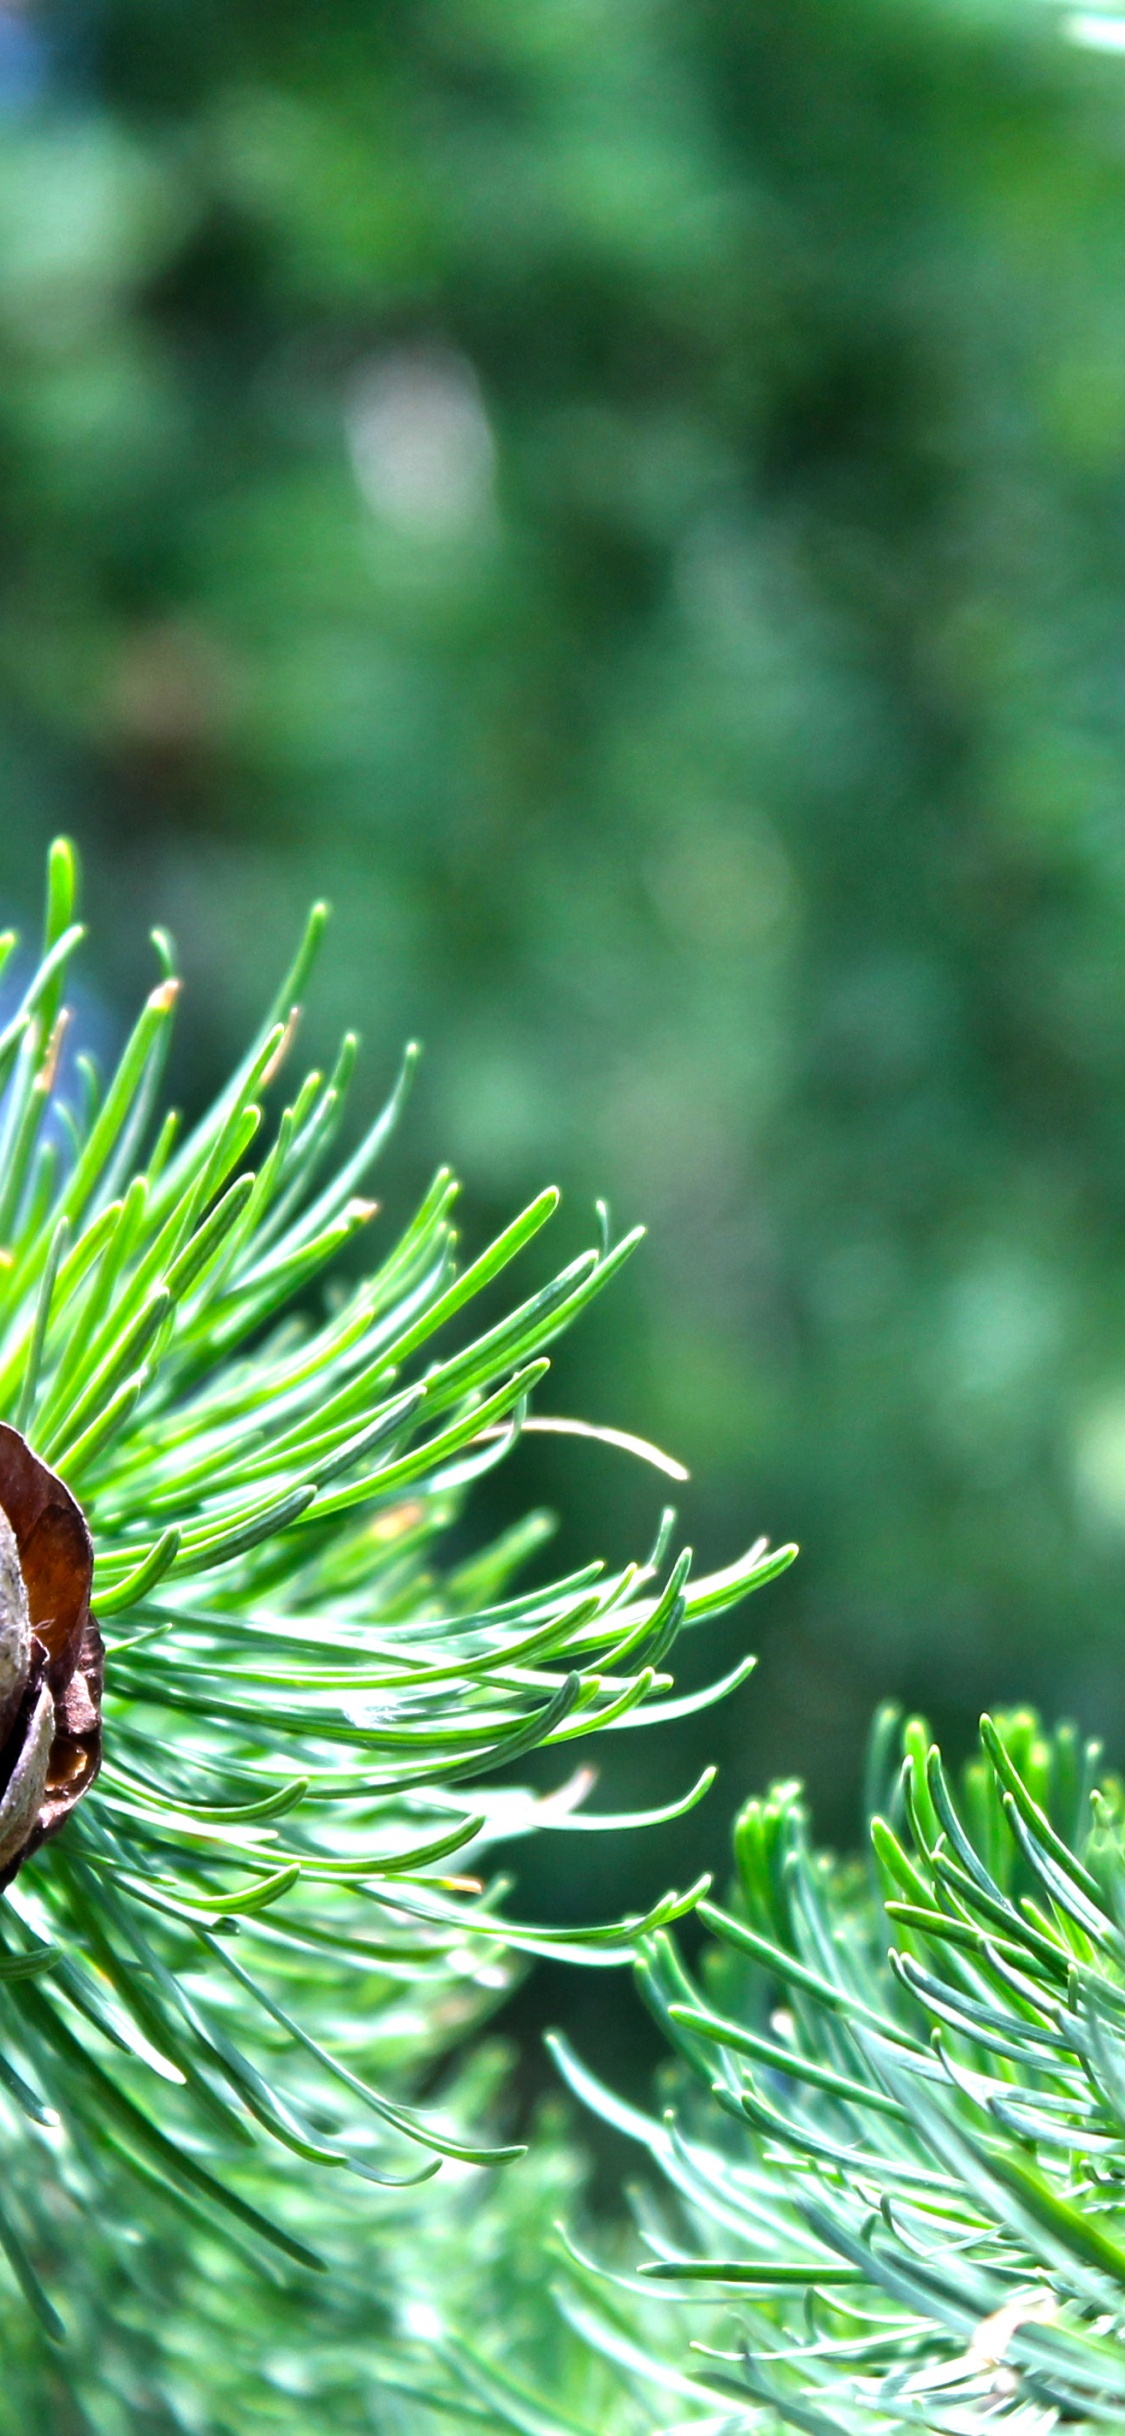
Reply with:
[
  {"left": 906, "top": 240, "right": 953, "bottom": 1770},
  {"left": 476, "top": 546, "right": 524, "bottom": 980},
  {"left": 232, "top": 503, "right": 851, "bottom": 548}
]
[
  {"left": 553, "top": 1708, "right": 1125, "bottom": 2434},
  {"left": 19, "top": 831, "right": 1120, "bottom": 2436},
  {"left": 0, "top": 838, "right": 789, "bottom": 2343}
]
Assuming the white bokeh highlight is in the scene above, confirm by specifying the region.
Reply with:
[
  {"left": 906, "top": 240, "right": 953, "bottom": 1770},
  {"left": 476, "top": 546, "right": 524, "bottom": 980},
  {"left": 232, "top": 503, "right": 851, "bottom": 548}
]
[{"left": 347, "top": 346, "right": 496, "bottom": 537}]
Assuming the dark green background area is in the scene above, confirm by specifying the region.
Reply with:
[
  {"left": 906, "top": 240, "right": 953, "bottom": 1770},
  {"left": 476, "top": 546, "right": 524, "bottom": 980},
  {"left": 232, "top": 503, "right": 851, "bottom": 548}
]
[{"left": 3, "top": 0, "right": 1125, "bottom": 2096}]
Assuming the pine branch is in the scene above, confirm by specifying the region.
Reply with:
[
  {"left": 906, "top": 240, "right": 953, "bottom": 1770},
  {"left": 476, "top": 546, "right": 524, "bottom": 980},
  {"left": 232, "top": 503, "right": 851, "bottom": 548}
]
[
  {"left": 0, "top": 838, "right": 791, "bottom": 2330},
  {"left": 553, "top": 1706, "right": 1125, "bottom": 2434}
]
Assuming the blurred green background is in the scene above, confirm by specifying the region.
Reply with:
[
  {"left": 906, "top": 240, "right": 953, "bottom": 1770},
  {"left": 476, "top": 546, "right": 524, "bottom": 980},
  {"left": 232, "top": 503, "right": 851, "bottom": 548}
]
[{"left": 3, "top": 0, "right": 1125, "bottom": 2098}]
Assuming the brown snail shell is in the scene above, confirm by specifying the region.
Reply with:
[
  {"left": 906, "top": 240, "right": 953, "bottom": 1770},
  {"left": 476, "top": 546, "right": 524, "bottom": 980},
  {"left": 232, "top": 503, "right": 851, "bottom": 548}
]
[{"left": 0, "top": 1425, "right": 103, "bottom": 1890}]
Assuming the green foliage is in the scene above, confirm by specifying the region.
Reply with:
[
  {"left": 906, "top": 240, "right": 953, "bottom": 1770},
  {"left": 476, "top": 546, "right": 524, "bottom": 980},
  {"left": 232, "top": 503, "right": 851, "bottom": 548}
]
[
  {"left": 29, "top": 1694, "right": 1125, "bottom": 2436},
  {"left": 2, "top": 7, "right": 1125, "bottom": 2414},
  {"left": 0, "top": 2051, "right": 631, "bottom": 2435},
  {"left": 547, "top": 1708, "right": 1125, "bottom": 2432},
  {"left": 0, "top": 837, "right": 788, "bottom": 2339}
]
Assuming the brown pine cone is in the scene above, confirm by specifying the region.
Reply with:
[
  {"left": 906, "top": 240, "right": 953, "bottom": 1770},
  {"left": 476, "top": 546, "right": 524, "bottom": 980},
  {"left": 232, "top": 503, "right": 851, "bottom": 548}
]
[{"left": 0, "top": 1425, "right": 103, "bottom": 1890}]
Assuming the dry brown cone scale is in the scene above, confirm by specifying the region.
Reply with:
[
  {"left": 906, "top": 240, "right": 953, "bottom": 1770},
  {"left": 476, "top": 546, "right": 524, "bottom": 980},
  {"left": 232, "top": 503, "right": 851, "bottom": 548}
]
[{"left": 0, "top": 1423, "right": 102, "bottom": 1889}]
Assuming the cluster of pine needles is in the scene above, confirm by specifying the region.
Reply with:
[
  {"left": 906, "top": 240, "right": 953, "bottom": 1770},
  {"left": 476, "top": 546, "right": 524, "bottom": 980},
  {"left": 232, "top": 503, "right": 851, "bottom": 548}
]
[
  {"left": 0, "top": 840, "right": 780, "bottom": 2407},
  {"left": 5, "top": 841, "right": 1125, "bottom": 2436}
]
